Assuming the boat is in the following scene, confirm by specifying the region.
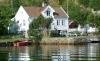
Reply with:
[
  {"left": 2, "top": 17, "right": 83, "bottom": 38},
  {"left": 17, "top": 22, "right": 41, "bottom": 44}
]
[{"left": 14, "top": 39, "right": 32, "bottom": 46}]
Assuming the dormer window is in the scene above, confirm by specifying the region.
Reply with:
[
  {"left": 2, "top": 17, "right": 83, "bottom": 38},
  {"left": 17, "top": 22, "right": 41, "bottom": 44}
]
[{"left": 46, "top": 10, "right": 50, "bottom": 16}]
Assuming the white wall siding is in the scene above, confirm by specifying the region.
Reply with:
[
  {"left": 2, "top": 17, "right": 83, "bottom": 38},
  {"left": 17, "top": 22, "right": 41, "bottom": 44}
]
[
  {"left": 51, "top": 17, "right": 68, "bottom": 31},
  {"left": 14, "top": 6, "right": 30, "bottom": 32}
]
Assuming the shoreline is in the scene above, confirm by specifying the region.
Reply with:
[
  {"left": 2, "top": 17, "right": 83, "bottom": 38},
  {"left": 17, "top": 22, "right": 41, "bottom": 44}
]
[
  {"left": 0, "top": 35, "right": 99, "bottom": 47},
  {"left": 40, "top": 37, "right": 88, "bottom": 45}
]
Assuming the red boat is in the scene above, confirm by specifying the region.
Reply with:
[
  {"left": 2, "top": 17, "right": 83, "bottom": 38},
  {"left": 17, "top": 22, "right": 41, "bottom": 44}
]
[{"left": 14, "top": 39, "right": 32, "bottom": 47}]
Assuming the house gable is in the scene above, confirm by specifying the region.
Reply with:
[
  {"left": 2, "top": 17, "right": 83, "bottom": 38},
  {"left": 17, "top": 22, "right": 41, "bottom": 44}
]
[
  {"left": 14, "top": 6, "right": 30, "bottom": 32},
  {"left": 41, "top": 5, "right": 55, "bottom": 18},
  {"left": 15, "top": 6, "right": 29, "bottom": 22}
]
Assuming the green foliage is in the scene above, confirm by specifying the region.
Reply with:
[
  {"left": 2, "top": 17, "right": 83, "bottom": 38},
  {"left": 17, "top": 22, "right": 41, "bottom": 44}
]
[
  {"left": 89, "top": 0, "right": 100, "bottom": 10},
  {"left": 59, "top": 0, "right": 100, "bottom": 30},
  {"left": 79, "top": 0, "right": 90, "bottom": 7},
  {"left": 50, "top": 30, "right": 66, "bottom": 37},
  {"left": 59, "top": 0, "right": 64, "bottom": 5},
  {"left": 29, "top": 15, "right": 52, "bottom": 30},
  {"left": 29, "top": 16, "right": 44, "bottom": 35},
  {"left": 85, "top": 12, "right": 100, "bottom": 30},
  {"left": 95, "top": 15, "right": 100, "bottom": 30},
  {"left": 20, "top": 0, "right": 43, "bottom": 6},
  {"left": 29, "top": 15, "right": 45, "bottom": 41},
  {"left": 11, "top": 0, "right": 22, "bottom": 14},
  {"left": 30, "top": 0, "right": 43, "bottom": 6},
  {"left": 50, "top": 30, "right": 61, "bottom": 37},
  {"left": 0, "top": 6, "right": 12, "bottom": 35},
  {"left": 0, "top": 53, "right": 8, "bottom": 61},
  {"left": 79, "top": 0, "right": 100, "bottom": 10},
  {"left": 29, "top": 15, "right": 52, "bottom": 41},
  {"left": 29, "top": 29, "right": 42, "bottom": 41},
  {"left": 44, "top": 18, "right": 52, "bottom": 29},
  {"left": 29, "top": 15, "right": 45, "bottom": 29},
  {"left": 62, "top": 0, "right": 89, "bottom": 25}
]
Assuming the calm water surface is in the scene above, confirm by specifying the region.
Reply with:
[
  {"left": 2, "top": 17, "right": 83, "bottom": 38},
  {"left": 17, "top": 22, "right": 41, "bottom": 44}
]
[{"left": 0, "top": 43, "right": 100, "bottom": 61}]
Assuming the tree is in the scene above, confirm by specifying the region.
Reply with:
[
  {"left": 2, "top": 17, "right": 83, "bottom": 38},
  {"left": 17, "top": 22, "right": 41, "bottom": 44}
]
[
  {"left": 29, "top": 15, "right": 46, "bottom": 30},
  {"left": 29, "top": 15, "right": 52, "bottom": 30},
  {"left": 79, "top": 0, "right": 100, "bottom": 10},
  {"left": 0, "top": 6, "right": 12, "bottom": 35},
  {"left": 28, "top": 15, "right": 52, "bottom": 41},
  {"left": 62, "top": 0, "right": 95, "bottom": 26},
  {"left": 62, "top": 0, "right": 88, "bottom": 25},
  {"left": 79, "top": 0, "right": 90, "bottom": 7},
  {"left": 95, "top": 15, "right": 100, "bottom": 30},
  {"left": 11, "top": 0, "right": 22, "bottom": 14},
  {"left": 28, "top": 15, "right": 46, "bottom": 42},
  {"left": 89, "top": 0, "right": 100, "bottom": 10}
]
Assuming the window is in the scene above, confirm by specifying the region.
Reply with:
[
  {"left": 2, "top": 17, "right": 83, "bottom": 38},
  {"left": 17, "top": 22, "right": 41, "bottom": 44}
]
[
  {"left": 57, "top": 20, "right": 60, "bottom": 25},
  {"left": 20, "top": 24, "right": 22, "bottom": 26},
  {"left": 57, "top": 20, "right": 58, "bottom": 25},
  {"left": 62, "top": 20, "right": 65, "bottom": 25},
  {"left": 17, "top": 21, "right": 19, "bottom": 23},
  {"left": 23, "top": 23, "right": 25, "bottom": 26},
  {"left": 46, "top": 10, "right": 50, "bottom": 16},
  {"left": 23, "top": 20, "right": 25, "bottom": 26}
]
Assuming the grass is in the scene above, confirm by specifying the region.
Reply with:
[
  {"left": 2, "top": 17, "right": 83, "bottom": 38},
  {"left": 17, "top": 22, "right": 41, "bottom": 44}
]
[
  {"left": 0, "top": 39, "right": 17, "bottom": 42},
  {"left": 0, "top": 35, "right": 24, "bottom": 42}
]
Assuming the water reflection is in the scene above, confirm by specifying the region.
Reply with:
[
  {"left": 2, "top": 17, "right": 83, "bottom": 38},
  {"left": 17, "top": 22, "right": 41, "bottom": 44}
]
[
  {"left": 51, "top": 46, "right": 70, "bottom": 61},
  {"left": 87, "top": 43, "right": 100, "bottom": 61},
  {"left": 0, "top": 43, "right": 100, "bottom": 61},
  {"left": 29, "top": 45, "right": 43, "bottom": 61},
  {"left": 8, "top": 46, "right": 30, "bottom": 61},
  {"left": 0, "top": 51, "right": 8, "bottom": 61}
]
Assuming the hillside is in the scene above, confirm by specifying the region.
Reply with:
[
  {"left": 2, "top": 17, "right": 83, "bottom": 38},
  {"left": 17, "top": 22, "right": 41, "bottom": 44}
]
[
  {"left": 0, "top": 0, "right": 9, "bottom": 6},
  {"left": 0, "top": 0, "right": 99, "bottom": 35}
]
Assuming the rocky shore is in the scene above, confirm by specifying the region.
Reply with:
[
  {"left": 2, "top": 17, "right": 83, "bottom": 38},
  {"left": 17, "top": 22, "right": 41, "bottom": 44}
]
[
  {"left": 0, "top": 35, "right": 99, "bottom": 47},
  {"left": 40, "top": 37, "right": 88, "bottom": 45}
]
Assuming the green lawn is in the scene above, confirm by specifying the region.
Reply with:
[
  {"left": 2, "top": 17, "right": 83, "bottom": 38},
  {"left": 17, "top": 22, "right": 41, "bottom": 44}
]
[{"left": 0, "top": 35, "right": 24, "bottom": 42}]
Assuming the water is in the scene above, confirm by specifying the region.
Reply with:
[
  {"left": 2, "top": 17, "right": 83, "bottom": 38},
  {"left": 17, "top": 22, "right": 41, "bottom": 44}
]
[{"left": 0, "top": 43, "right": 100, "bottom": 61}]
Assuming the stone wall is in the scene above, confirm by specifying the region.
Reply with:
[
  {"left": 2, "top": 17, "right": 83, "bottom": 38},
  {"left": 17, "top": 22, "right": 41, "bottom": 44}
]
[{"left": 40, "top": 37, "right": 87, "bottom": 45}]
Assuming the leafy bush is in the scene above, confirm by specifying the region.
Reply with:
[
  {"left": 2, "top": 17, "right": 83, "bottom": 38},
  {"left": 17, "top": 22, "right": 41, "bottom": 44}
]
[
  {"left": 50, "top": 30, "right": 65, "bottom": 37},
  {"left": 29, "top": 29, "right": 42, "bottom": 41}
]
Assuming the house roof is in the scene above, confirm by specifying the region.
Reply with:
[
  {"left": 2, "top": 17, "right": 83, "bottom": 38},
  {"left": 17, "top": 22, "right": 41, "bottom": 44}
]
[
  {"left": 69, "top": 20, "right": 78, "bottom": 28},
  {"left": 23, "top": 6, "right": 44, "bottom": 16},
  {"left": 53, "top": 7, "right": 67, "bottom": 17},
  {"left": 23, "top": 6, "right": 67, "bottom": 17}
]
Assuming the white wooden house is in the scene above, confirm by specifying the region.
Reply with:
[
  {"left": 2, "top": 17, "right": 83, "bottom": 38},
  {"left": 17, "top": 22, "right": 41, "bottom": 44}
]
[{"left": 9, "top": 5, "right": 69, "bottom": 35}]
